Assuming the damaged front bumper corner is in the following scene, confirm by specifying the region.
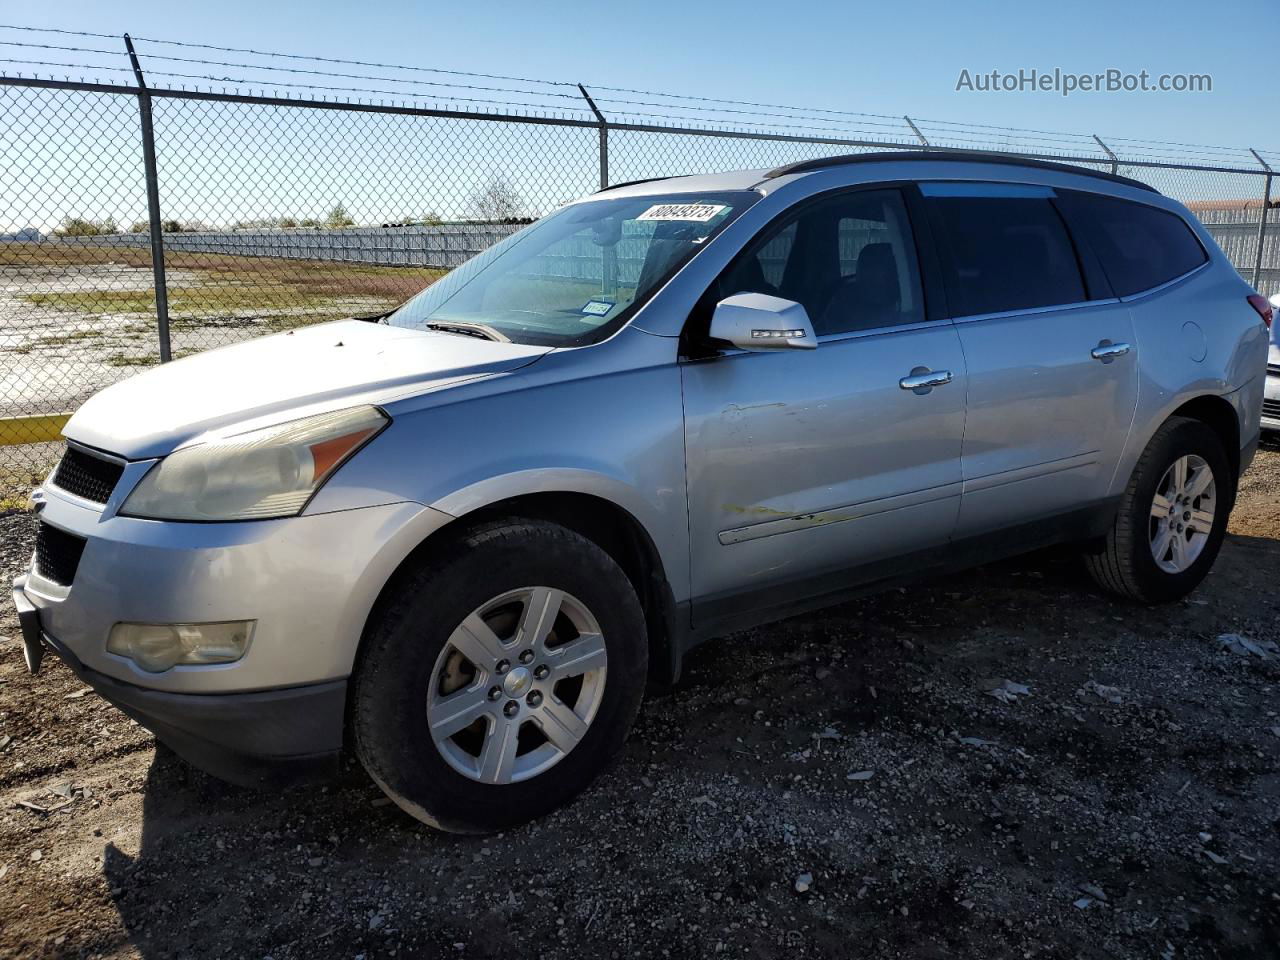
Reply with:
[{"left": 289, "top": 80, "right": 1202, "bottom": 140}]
[
  {"left": 12, "top": 575, "right": 45, "bottom": 674},
  {"left": 10, "top": 575, "right": 345, "bottom": 787}
]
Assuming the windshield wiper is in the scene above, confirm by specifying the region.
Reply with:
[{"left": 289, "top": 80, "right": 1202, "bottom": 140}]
[{"left": 423, "top": 320, "right": 509, "bottom": 342}]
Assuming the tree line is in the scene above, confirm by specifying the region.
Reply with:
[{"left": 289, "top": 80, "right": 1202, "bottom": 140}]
[{"left": 53, "top": 177, "right": 535, "bottom": 236}]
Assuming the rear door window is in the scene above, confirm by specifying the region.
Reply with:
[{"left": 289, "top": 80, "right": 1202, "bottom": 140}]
[
  {"left": 1058, "top": 191, "right": 1208, "bottom": 296},
  {"left": 922, "top": 184, "right": 1087, "bottom": 317}
]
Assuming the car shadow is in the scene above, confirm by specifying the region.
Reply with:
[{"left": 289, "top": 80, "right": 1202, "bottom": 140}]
[{"left": 98, "top": 743, "right": 468, "bottom": 957}]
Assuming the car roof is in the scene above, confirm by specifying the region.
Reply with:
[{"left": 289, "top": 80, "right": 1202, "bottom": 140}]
[
  {"left": 763, "top": 150, "right": 1157, "bottom": 192},
  {"left": 591, "top": 150, "right": 1158, "bottom": 200},
  {"left": 590, "top": 169, "right": 770, "bottom": 198}
]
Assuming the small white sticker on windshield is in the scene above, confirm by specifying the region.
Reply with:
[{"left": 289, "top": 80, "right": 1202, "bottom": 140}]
[
  {"left": 636, "top": 203, "right": 728, "bottom": 223},
  {"left": 581, "top": 299, "right": 614, "bottom": 316}
]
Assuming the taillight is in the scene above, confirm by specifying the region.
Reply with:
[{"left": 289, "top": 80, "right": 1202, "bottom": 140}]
[{"left": 1247, "top": 294, "right": 1273, "bottom": 329}]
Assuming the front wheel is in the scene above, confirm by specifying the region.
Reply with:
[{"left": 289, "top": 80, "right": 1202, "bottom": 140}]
[
  {"left": 1084, "top": 416, "right": 1232, "bottom": 603},
  {"left": 351, "top": 519, "right": 647, "bottom": 833}
]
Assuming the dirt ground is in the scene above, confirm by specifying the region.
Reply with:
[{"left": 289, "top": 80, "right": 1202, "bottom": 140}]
[{"left": 1, "top": 443, "right": 1278, "bottom": 960}]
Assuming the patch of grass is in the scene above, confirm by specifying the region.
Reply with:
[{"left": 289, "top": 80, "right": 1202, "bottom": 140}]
[
  {"left": 263, "top": 314, "right": 347, "bottom": 332},
  {"left": 3, "top": 244, "right": 446, "bottom": 301},
  {"left": 36, "top": 328, "right": 107, "bottom": 345},
  {"left": 24, "top": 283, "right": 410, "bottom": 321},
  {"left": 23, "top": 286, "right": 336, "bottom": 314},
  {"left": 24, "top": 290, "right": 156, "bottom": 313},
  {"left": 103, "top": 348, "right": 201, "bottom": 367},
  {"left": 104, "top": 352, "right": 160, "bottom": 367},
  {"left": 7, "top": 327, "right": 109, "bottom": 355}
]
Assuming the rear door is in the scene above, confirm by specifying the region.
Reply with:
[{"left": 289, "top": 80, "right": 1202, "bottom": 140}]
[
  {"left": 919, "top": 182, "right": 1139, "bottom": 536},
  {"left": 681, "top": 187, "right": 968, "bottom": 620}
]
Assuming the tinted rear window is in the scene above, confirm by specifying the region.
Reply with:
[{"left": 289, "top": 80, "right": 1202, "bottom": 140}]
[
  {"left": 1061, "top": 192, "right": 1207, "bottom": 296},
  {"left": 926, "top": 195, "right": 1087, "bottom": 316}
]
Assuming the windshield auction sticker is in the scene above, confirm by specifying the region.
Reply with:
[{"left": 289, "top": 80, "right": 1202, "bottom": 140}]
[
  {"left": 636, "top": 203, "right": 728, "bottom": 222},
  {"left": 581, "top": 299, "right": 614, "bottom": 316}
]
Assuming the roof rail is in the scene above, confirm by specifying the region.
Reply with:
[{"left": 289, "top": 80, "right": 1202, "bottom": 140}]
[
  {"left": 594, "top": 174, "right": 687, "bottom": 193},
  {"left": 762, "top": 150, "right": 1158, "bottom": 193}
]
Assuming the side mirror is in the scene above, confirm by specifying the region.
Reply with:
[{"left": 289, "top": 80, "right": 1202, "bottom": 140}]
[{"left": 709, "top": 293, "right": 816, "bottom": 351}]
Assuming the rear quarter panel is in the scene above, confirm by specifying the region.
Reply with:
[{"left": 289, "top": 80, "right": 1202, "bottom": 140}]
[{"left": 1111, "top": 253, "right": 1267, "bottom": 496}]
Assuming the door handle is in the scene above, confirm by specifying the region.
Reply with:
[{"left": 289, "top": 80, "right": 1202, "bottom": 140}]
[
  {"left": 1091, "top": 341, "right": 1131, "bottom": 363},
  {"left": 899, "top": 367, "right": 953, "bottom": 393}
]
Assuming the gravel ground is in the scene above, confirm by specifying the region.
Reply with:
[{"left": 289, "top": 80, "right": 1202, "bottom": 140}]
[{"left": 1, "top": 443, "right": 1278, "bottom": 959}]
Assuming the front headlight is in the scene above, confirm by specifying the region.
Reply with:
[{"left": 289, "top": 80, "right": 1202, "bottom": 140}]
[{"left": 121, "top": 405, "right": 388, "bottom": 521}]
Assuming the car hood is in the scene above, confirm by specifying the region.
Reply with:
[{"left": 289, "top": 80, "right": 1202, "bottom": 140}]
[{"left": 64, "top": 319, "right": 550, "bottom": 459}]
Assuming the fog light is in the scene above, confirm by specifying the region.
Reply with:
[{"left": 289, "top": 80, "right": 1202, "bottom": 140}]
[{"left": 107, "top": 621, "right": 254, "bottom": 673}]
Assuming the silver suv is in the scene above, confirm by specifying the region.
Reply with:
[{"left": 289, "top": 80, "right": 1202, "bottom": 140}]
[{"left": 12, "top": 152, "right": 1272, "bottom": 832}]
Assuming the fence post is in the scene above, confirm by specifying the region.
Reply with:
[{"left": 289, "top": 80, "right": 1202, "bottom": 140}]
[
  {"left": 903, "top": 116, "right": 930, "bottom": 148},
  {"left": 123, "top": 34, "right": 172, "bottom": 363},
  {"left": 577, "top": 84, "right": 616, "bottom": 296},
  {"left": 577, "top": 84, "right": 609, "bottom": 189},
  {"left": 1093, "top": 135, "right": 1118, "bottom": 175},
  {"left": 1248, "top": 149, "right": 1273, "bottom": 292}
]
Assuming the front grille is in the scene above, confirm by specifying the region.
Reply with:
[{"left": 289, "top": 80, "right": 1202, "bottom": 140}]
[
  {"left": 50, "top": 445, "right": 124, "bottom": 505},
  {"left": 34, "top": 522, "right": 86, "bottom": 587},
  {"left": 1264, "top": 398, "right": 1280, "bottom": 419},
  {"left": 1268, "top": 363, "right": 1280, "bottom": 378}
]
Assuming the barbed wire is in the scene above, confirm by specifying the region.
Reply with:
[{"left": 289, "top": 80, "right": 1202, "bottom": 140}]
[
  {"left": 0, "top": 39, "right": 925, "bottom": 134},
  {"left": 0, "top": 60, "right": 593, "bottom": 112},
  {"left": 0, "top": 40, "right": 589, "bottom": 102},
  {"left": 0, "top": 65, "right": 1254, "bottom": 165},
  {"left": 0, "top": 61, "right": 996, "bottom": 144},
  {"left": 0, "top": 57, "right": 134, "bottom": 74},
  {"left": 0, "top": 22, "right": 1273, "bottom": 164},
  {"left": 0, "top": 23, "right": 119, "bottom": 40}
]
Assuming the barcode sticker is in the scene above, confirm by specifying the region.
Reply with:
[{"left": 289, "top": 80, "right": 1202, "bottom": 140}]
[{"left": 636, "top": 203, "right": 728, "bottom": 223}]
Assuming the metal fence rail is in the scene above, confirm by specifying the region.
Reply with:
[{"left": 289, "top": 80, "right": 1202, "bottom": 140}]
[
  {"left": 44, "top": 224, "right": 526, "bottom": 269},
  {"left": 28, "top": 205, "right": 1279, "bottom": 289},
  {"left": 1, "top": 66, "right": 1277, "bottom": 493}
]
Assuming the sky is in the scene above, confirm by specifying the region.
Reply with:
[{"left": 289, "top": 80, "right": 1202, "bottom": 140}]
[
  {"left": 0, "top": 0, "right": 1274, "bottom": 231},
  {"left": 12, "top": 0, "right": 1273, "bottom": 154}
]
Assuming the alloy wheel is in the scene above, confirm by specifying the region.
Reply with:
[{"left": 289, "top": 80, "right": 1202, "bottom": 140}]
[
  {"left": 1149, "top": 454, "right": 1216, "bottom": 574},
  {"left": 426, "top": 587, "right": 607, "bottom": 784}
]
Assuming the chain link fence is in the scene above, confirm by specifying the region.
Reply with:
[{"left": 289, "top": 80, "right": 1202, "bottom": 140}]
[{"left": 1, "top": 71, "right": 1276, "bottom": 497}]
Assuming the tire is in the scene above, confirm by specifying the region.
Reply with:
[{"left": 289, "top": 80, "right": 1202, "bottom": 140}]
[
  {"left": 351, "top": 518, "right": 647, "bottom": 833},
  {"left": 1084, "top": 416, "right": 1233, "bottom": 603}
]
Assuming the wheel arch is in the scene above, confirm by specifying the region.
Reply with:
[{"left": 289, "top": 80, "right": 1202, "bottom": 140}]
[
  {"left": 1109, "top": 390, "right": 1245, "bottom": 524},
  {"left": 358, "top": 488, "right": 683, "bottom": 690},
  {"left": 1168, "top": 393, "right": 1242, "bottom": 498}
]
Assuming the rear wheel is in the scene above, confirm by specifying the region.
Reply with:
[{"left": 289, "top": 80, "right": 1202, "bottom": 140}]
[
  {"left": 352, "top": 519, "right": 647, "bottom": 833},
  {"left": 1084, "top": 416, "right": 1232, "bottom": 603}
]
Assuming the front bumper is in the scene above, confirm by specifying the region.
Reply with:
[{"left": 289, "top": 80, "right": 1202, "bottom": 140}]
[
  {"left": 11, "top": 478, "right": 455, "bottom": 784},
  {"left": 14, "top": 577, "right": 344, "bottom": 786},
  {"left": 18, "top": 489, "right": 450, "bottom": 693}
]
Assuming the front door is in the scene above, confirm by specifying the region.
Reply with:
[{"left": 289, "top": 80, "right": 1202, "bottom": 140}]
[{"left": 681, "top": 187, "right": 968, "bottom": 622}]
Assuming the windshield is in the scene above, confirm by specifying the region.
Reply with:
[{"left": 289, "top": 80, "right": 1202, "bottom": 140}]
[{"left": 386, "top": 190, "right": 758, "bottom": 346}]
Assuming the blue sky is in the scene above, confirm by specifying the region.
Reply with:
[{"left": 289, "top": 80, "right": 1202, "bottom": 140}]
[
  {"left": 1, "top": 1, "right": 1273, "bottom": 231},
  {"left": 12, "top": 0, "right": 1275, "bottom": 153}
]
